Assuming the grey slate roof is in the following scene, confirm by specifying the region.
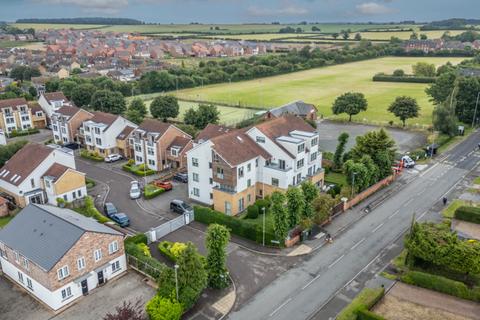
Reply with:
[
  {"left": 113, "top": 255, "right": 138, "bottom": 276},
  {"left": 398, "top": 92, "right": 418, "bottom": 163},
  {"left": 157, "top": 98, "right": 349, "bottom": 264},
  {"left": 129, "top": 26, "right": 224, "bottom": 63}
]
[
  {"left": 269, "top": 100, "right": 316, "bottom": 118},
  {"left": 0, "top": 204, "right": 121, "bottom": 271}
]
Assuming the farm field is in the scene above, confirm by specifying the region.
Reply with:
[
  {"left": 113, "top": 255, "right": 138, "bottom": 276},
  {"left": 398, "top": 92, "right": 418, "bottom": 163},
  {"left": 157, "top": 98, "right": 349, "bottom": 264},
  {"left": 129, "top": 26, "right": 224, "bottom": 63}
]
[
  {"left": 174, "top": 56, "right": 465, "bottom": 126},
  {"left": 205, "top": 33, "right": 319, "bottom": 41},
  {"left": 358, "top": 30, "right": 466, "bottom": 40},
  {"left": 13, "top": 23, "right": 106, "bottom": 30},
  {"left": 0, "top": 41, "right": 43, "bottom": 49}
]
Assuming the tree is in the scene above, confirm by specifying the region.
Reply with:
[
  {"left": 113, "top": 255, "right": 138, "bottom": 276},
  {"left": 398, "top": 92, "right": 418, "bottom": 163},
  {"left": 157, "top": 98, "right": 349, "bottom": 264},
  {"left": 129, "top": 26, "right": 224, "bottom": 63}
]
[
  {"left": 205, "top": 224, "right": 230, "bottom": 289},
  {"left": 433, "top": 100, "right": 457, "bottom": 136},
  {"left": 150, "top": 96, "right": 179, "bottom": 121},
  {"left": 126, "top": 108, "right": 144, "bottom": 125},
  {"left": 28, "top": 86, "right": 37, "bottom": 97},
  {"left": 412, "top": 62, "right": 435, "bottom": 77},
  {"left": 311, "top": 26, "right": 321, "bottom": 32},
  {"left": 343, "top": 160, "right": 370, "bottom": 192},
  {"left": 312, "top": 194, "right": 335, "bottom": 225},
  {"left": 332, "top": 33, "right": 339, "bottom": 39},
  {"left": 301, "top": 181, "right": 319, "bottom": 220},
  {"left": 0, "top": 140, "right": 28, "bottom": 166},
  {"left": 59, "top": 80, "right": 77, "bottom": 98},
  {"left": 103, "top": 299, "right": 146, "bottom": 320},
  {"left": 359, "top": 155, "right": 379, "bottom": 186},
  {"left": 425, "top": 72, "right": 456, "bottom": 105},
  {"left": 286, "top": 187, "right": 305, "bottom": 229},
  {"left": 129, "top": 98, "right": 147, "bottom": 118},
  {"left": 410, "top": 32, "right": 418, "bottom": 40},
  {"left": 354, "top": 33, "right": 362, "bottom": 41},
  {"left": 332, "top": 92, "right": 368, "bottom": 121},
  {"left": 71, "top": 83, "right": 97, "bottom": 107},
  {"left": 271, "top": 191, "right": 289, "bottom": 241},
  {"left": 90, "top": 90, "right": 126, "bottom": 114},
  {"left": 393, "top": 69, "right": 405, "bottom": 77},
  {"left": 145, "top": 296, "right": 182, "bottom": 320},
  {"left": 455, "top": 77, "right": 480, "bottom": 123},
  {"left": 388, "top": 96, "right": 420, "bottom": 127},
  {"left": 420, "top": 34, "right": 428, "bottom": 40},
  {"left": 342, "top": 31, "right": 350, "bottom": 40},
  {"left": 333, "top": 132, "right": 349, "bottom": 169},
  {"left": 184, "top": 104, "right": 220, "bottom": 129}
]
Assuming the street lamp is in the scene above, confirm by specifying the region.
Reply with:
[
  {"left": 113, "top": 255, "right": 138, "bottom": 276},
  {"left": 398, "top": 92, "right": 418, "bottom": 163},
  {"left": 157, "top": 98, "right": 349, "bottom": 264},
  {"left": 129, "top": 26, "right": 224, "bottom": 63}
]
[
  {"left": 262, "top": 206, "right": 266, "bottom": 246},
  {"left": 174, "top": 264, "right": 179, "bottom": 301},
  {"left": 472, "top": 92, "right": 480, "bottom": 128},
  {"left": 351, "top": 172, "right": 357, "bottom": 199}
]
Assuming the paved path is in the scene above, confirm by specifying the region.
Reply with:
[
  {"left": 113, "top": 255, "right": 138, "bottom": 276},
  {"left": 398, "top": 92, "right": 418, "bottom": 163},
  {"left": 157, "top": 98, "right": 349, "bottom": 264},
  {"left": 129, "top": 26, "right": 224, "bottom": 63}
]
[{"left": 228, "top": 129, "right": 480, "bottom": 320}]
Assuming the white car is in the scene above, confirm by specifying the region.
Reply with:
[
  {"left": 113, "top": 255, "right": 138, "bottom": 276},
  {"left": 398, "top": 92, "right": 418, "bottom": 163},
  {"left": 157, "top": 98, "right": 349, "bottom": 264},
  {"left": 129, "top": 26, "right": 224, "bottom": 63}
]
[
  {"left": 130, "top": 181, "right": 141, "bottom": 199},
  {"left": 401, "top": 155, "right": 415, "bottom": 168},
  {"left": 104, "top": 153, "right": 122, "bottom": 163}
]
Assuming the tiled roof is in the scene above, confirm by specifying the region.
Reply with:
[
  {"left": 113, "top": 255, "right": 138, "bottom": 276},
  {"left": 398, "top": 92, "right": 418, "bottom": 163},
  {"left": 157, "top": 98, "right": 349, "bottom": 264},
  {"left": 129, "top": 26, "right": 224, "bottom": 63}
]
[
  {"left": 55, "top": 105, "right": 80, "bottom": 117},
  {"left": 268, "top": 100, "right": 316, "bottom": 118},
  {"left": 0, "top": 143, "right": 54, "bottom": 186},
  {"left": 42, "top": 163, "right": 69, "bottom": 180},
  {"left": 116, "top": 125, "right": 135, "bottom": 140},
  {"left": 137, "top": 118, "right": 171, "bottom": 136},
  {"left": 90, "top": 111, "right": 119, "bottom": 127},
  {"left": 167, "top": 136, "right": 191, "bottom": 151},
  {"left": 195, "top": 124, "right": 234, "bottom": 143},
  {"left": 211, "top": 131, "right": 271, "bottom": 166},
  {"left": 254, "top": 114, "right": 315, "bottom": 140},
  {"left": 43, "top": 92, "right": 68, "bottom": 103},
  {"left": 0, "top": 98, "right": 28, "bottom": 110},
  {"left": 29, "top": 103, "right": 43, "bottom": 114}
]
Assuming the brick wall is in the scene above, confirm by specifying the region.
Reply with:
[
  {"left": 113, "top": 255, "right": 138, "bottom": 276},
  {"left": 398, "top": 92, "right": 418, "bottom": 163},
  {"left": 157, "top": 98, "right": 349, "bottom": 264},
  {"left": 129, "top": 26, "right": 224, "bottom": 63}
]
[{"left": 344, "top": 175, "right": 395, "bottom": 211}]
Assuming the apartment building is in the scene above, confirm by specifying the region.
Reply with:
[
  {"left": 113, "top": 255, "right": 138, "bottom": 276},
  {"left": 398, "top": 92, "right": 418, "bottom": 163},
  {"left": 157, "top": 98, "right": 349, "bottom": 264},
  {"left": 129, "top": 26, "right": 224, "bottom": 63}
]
[
  {"left": 80, "top": 112, "right": 137, "bottom": 157},
  {"left": 187, "top": 115, "right": 323, "bottom": 215},
  {"left": 0, "top": 204, "right": 125, "bottom": 311},
  {"left": 0, "top": 98, "right": 34, "bottom": 134},
  {"left": 130, "top": 119, "right": 192, "bottom": 172},
  {"left": 38, "top": 92, "right": 74, "bottom": 119},
  {"left": 51, "top": 106, "right": 93, "bottom": 144}
]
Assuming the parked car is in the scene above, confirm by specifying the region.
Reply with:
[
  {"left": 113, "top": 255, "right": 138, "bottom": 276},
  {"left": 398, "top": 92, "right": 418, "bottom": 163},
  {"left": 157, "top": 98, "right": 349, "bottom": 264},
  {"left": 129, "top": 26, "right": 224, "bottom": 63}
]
[
  {"left": 130, "top": 181, "right": 141, "bottom": 199},
  {"left": 401, "top": 155, "right": 415, "bottom": 168},
  {"left": 152, "top": 180, "right": 173, "bottom": 191},
  {"left": 103, "top": 202, "right": 118, "bottom": 217},
  {"left": 63, "top": 142, "right": 80, "bottom": 150},
  {"left": 173, "top": 172, "right": 188, "bottom": 183},
  {"left": 110, "top": 212, "right": 130, "bottom": 227},
  {"left": 105, "top": 153, "right": 123, "bottom": 163},
  {"left": 170, "top": 199, "right": 193, "bottom": 215}
]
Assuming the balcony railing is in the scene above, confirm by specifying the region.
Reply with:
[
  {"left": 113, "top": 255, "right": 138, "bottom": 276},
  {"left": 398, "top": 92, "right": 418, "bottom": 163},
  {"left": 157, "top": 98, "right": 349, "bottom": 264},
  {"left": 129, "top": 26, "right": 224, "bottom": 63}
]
[
  {"left": 265, "top": 162, "right": 292, "bottom": 172},
  {"left": 213, "top": 185, "right": 236, "bottom": 194}
]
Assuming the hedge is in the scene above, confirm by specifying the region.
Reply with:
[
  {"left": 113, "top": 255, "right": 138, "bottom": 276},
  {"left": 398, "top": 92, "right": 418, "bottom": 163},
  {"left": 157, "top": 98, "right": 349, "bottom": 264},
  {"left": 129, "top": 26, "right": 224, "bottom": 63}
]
[
  {"left": 80, "top": 150, "right": 104, "bottom": 161},
  {"left": 194, "top": 206, "right": 281, "bottom": 247},
  {"left": 157, "top": 241, "right": 187, "bottom": 262},
  {"left": 372, "top": 74, "right": 436, "bottom": 83},
  {"left": 9, "top": 128, "right": 39, "bottom": 137},
  {"left": 144, "top": 184, "right": 165, "bottom": 199},
  {"left": 122, "top": 163, "right": 156, "bottom": 176},
  {"left": 125, "top": 241, "right": 169, "bottom": 279},
  {"left": 337, "top": 287, "right": 385, "bottom": 320},
  {"left": 125, "top": 233, "right": 148, "bottom": 245},
  {"left": 73, "top": 196, "right": 110, "bottom": 223},
  {"left": 454, "top": 206, "right": 480, "bottom": 224},
  {"left": 357, "top": 309, "right": 386, "bottom": 320},
  {"left": 401, "top": 271, "right": 480, "bottom": 302}
]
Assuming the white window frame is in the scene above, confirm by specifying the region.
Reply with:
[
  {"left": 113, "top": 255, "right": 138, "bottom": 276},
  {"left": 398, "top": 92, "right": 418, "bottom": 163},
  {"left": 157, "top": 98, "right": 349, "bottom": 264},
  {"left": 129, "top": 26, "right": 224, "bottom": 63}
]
[
  {"left": 111, "top": 260, "right": 121, "bottom": 273},
  {"left": 193, "top": 187, "right": 200, "bottom": 197},
  {"left": 57, "top": 265, "right": 70, "bottom": 280},
  {"left": 192, "top": 157, "right": 199, "bottom": 167},
  {"left": 192, "top": 173, "right": 199, "bottom": 182},
  {"left": 61, "top": 287, "right": 72, "bottom": 300},
  {"left": 77, "top": 257, "right": 86, "bottom": 270},
  {"left": 108, "top": 241, "right": 118, "bottom": 254},
  {"left": 94, "top": 249, "right": 102, "bottom": 262}
]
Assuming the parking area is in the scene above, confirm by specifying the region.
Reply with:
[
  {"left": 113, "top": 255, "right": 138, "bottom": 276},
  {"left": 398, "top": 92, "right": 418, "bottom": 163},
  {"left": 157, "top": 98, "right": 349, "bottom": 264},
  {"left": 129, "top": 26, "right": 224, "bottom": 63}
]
[
  {"left": 316, "top": 120, "right": 427, "bottom": 153},
  {"left": 0, "top": 271, "right": 156, "bottom": 320},
  {"left": 7, "top": 129, "right": 53, "bottom": 144}
]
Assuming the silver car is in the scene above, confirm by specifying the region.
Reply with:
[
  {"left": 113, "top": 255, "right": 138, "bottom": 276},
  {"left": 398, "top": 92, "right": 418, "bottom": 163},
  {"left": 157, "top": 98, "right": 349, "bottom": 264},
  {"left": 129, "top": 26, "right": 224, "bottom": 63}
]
[{"left": 129, "top": 181, "right": 141, "bottom": 199}]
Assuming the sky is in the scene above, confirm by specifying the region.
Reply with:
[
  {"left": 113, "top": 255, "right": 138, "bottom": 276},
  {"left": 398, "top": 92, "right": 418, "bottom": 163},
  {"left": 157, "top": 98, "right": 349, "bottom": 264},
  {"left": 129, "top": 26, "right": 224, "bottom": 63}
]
[{"left": 0, "top": 0, "right": 479, "bottom": 24}]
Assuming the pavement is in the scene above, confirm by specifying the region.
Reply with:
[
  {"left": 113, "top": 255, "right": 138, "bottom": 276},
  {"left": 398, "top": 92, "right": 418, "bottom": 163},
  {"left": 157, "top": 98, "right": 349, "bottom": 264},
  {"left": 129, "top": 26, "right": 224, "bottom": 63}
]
[
  {"left": 228, "top": 129, "right": 480, "bottom": 320},
  {"left": 7, "top": 129, "right": 53, "bottom": 144}
]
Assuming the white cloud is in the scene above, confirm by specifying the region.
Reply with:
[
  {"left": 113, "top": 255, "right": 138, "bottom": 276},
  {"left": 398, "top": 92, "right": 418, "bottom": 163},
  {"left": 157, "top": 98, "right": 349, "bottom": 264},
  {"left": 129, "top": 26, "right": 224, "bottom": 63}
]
[
  {"left": 355, "top": 2, "right": 395, "bottom": 15},
  {"left": 32, "top": 0, "right": 129, "bottom": 13},
  {"left": 248, "top": 5, "right": 308, "bottom": 17}
]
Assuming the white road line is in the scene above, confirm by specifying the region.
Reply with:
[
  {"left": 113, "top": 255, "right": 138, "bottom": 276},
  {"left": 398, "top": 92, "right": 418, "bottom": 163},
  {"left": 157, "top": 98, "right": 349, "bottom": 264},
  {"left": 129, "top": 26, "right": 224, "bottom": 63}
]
[
  {"left": 350, "top": 238, "right": 366, "bottom": 251},
  {"left": 328, "top": 254, "right": 345, "bottom": 269},
  {"left": 269, "top": 298, "right": 292, "bottom": 317},
  {"left": 372, "top": 223, "right": 384, "bottom": 233},
  {"left": 388, "top": 210, "right": 400, "bottom": 219},
  {"left": 403, "top": 198, "right": 414, "bottom": 207},
  {"left": 302, "top": 274, "right": 322, "bottom": 290}
]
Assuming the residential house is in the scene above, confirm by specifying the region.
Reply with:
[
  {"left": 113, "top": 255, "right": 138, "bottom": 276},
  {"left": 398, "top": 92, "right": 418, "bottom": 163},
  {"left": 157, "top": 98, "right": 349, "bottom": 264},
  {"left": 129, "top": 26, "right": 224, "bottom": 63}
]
[
  {"left": 115, "top": 125, "right": 136, "bottom": 158},
  {"left": 29, "top": 103, "right": 47, "bottom": 129},
  {"left": 130, "top": 119, "right": 192, "bottom": 172},
  {"left": 38, "top": 92, "right": 75, "bottom": 119},
  {"left": 51, "top": 106, "right": 93, "bottom": 145},
  {"left": 0, "top": 143, "right": 86, "bottom": 207},
  {"left": 264, "top": 100, "right": 317, "bottom": 121},
  {"left": 187, "top": 115, "right": 323, "bottom": 215},
  {"left": 0, "top": 204, "right": 126, "bottom": 311},
  {"left": 80, "top": 112, "right": 137, "bottom": 157},
  {"left": 0, "top": 98, "right": 34, "bottom": 134},
  {"left": 166, "top": 136, "right": 194, "bottom": 171}
]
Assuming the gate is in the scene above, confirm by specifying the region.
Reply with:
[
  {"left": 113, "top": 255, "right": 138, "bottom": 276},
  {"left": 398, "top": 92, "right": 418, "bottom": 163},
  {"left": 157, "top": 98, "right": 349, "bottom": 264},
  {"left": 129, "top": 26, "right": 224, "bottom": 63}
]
[{"left": 146, "top": 212, "right": 194, "bottom": 244}]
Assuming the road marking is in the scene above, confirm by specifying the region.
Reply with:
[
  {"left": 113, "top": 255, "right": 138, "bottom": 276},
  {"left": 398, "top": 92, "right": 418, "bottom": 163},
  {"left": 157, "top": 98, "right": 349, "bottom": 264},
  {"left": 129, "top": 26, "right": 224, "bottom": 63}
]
[
  {"left": 328, "top": 254, "right": 345, "bottom": 269},
  {"left": 403, "top": 198, "right": 414, "bottom": 207},
  {"left": 350, "top": 238, "right": 366, "bottom": 251},
  {"left": 388, "top": 210, "right": 400, "bottom": 219},
  {"left": 269, "top": 298, "right": 292, "bottom": 317},
  {"left": 372, "top": 223, "right": 384, "bottom": 233},
  {"left": 302, "top": 274, "right": 322, "bottom": 290}
]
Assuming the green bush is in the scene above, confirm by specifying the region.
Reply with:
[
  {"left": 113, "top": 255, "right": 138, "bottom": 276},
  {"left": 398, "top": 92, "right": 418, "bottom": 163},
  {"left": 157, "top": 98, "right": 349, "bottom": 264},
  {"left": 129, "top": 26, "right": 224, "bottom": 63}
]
[
  {"left": 85, "top": 177, "right": 96, "bottom": 189},
  {"left": 125, "top": 233, "right": 148, "bottom": 245},
  {"left": 255, "top": 198, "right": 271, "bottom": 212},
  {"left": 372, "top": 74, "right": 435, "bottom": 83},
  {"left": 73, "top": 196, "right": 109, "bottom": 223},
  {"left": 337, "top": 287, "right": 385, "bottom": 320},
  {"left": 157, "top": 241, "right": 186, "bottom": 262},
  {"left": 125, "top": 241, "right": 168, "bottom": 279},
  {"left": 122, "top": 163, "right": 156, "bottom": 176},
  {"left": 357, "top": 309, "right": 386, "bottom": 320},
  {"left": 194, "top": 206, "right": 281, "bottom": 246},
  {"left": 246, "top": 205, "right": 259, "bottom": 219},
  {"left": 80, "top": 150, "right": 104, "bottom": 161},
  {"left": 401, "top": 271, "right": 480, "bottom": 302},
  {"left": 146, "top": 295, "right": 183, "bottom": 320},
  {"left": 455, "top": 206, "right": 480, "bottom": 224},
  {"left": 144, "top": 184, "right": 165, "bottom": 199},
  {"left": 9, "top": 128, "right": 39, "bottom": 137}
]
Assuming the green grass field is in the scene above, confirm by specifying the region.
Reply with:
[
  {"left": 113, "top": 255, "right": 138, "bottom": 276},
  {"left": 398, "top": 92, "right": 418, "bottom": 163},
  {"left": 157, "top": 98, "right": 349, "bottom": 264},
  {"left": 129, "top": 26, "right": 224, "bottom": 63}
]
[
  {"left": 174, "top": 57, "right": 465, "bottom": 127},
  {"left": 358, "top": 30, "right": 466, "bottom": 40},
  {"left": 0, "top": 40, "right": 43, "bottom": 49}
]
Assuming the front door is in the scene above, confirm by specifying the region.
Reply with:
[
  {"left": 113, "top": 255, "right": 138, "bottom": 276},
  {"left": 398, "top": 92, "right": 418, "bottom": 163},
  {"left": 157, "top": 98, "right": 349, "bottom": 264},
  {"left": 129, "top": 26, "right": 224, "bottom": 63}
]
[
  {"left": 81, "top": 279, "right": 88, "bottom": 295},
  {"left": 29, "top": 194, "right": 43, "bottom": 204},
  {"left": 97, "top": 270, "right": 104, "bottom": 285}
]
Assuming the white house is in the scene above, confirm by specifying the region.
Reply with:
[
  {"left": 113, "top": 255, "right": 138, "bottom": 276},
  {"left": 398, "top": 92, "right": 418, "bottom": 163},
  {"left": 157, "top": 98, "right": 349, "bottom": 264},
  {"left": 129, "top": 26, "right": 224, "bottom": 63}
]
[{"left": 38, "top": 92, "right": 74, "bottom": 119}]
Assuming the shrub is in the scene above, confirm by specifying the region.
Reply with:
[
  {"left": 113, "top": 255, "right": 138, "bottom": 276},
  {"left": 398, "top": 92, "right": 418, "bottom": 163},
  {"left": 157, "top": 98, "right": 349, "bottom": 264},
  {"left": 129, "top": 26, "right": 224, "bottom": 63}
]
[
  {"left": 80, "top": 149, "right": 104, "bottom": 161},
  {"left": 145, "top": 296, "right": 183, "bottom": 320},
  {"left": 86, "top": 177, "right": 96, "bottom": 189},
  {"left": 255, "top": 198, "right": 271, "bottom": 211},
  {"left": 127, "top": 159, "right": 135, "bottom": 166},
  {"left": 9, "top": 128, "right": 39, "bottom": 137},
  {"left": 401, "top": 271, "right": 480, "bottom": 302},
  {"left": 125, "top": 233, "right": 148, "bottom": 245},
  {"left": 372, "top": 74, "right": 435, "bottom": 83},
  {"left": 357, "top": 309, "right": 386, "bottom": 320},
  {"left": 73, "top": 196, "right": 110, "bottom": 223},
  {"left": 246, "top": 205, "right": 259, "bottom": 219},
  {"left": 125, "top": 241, "right": 168, "bottom": 279},
  {"left": 337, "top": 287, "right": 385, "bottom": 320},
  {"left": 144, "top": 184, "right": 165, "bottom": 199},
  {"left": 158, "top": 241, "right": 186, "bottom": 262},
  {"left": 122, "top": 164, "right": 156, "bottom": 176},
  {"left": 454, "top": 206, "right": 480, "bottom": 224}
]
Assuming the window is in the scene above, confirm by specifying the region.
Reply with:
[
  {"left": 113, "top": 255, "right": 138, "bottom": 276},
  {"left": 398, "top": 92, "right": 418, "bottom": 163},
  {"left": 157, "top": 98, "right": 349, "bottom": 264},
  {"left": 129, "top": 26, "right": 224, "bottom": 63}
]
[
  {"left": 30, "top": 178, "right": 35, "bottom": 188},
  {"left": 26, "top": 278, "right": 33, "bottom": 290},
  {"left": 61, "top": 127, "right": 66, "bottom": 134},
  {"left": 310, "top": 151, "right": 317, "bottom": 162},
  {"left": 192, "top": 157, "right": 199, "bottom": 167},
  {"left": 209, "top": 162, "right": 212, "bottom": 169},
  {"left": 311, "top": 137, "right": 318, "bottom": 146},
  {"left": 238, "top": 198, "right": 245, "bottom": 212},
  {"left": 72, "top": 191, "right": 76, "bottom": 199},
  {"left": 94, "top": 249, "right": 102, "bottom": 262},
  {"left": 94, "top": 127, "right": 100, "bottom": 134},
  {"left": 23, "top": 257, "right": 29, "bottom": 271},
  {"left": 247, "top": 179, "right": 251, "bottom": 187},
  {"left": 297, "top": 159, "right": 304, "bottom": 169},
  {"left": 109, "top": 241, "right": 119, "bottom": 254},
  {"left": 61, "top": 287, "right": 72, "bottom": 300},
  {"left": 84, "top": 126, "right": 90, "bottom": 132},
  {"left": 193, "top": 173, "right": 199, "bottom": 182},
  {"left": 14, "top": 251, "right": 19, "bottom": 263},
  {"left": 77, "top": 190, "right": 82, "bottom": 197},
  {"left": 210, "top": 193, "right": 213, "bottom": 199},
  {"left": 0, "top": 245, "right": 7, "bottom": 260},
  {"left": 256, "top": 136, "right": 265, "bottom": 143},
  {"left": 238, "top": 167, "right": 244, "bottom": 178},
  {"left": 77, "top": 257, "right": 86, "bottom": 270},
  {"left": 225, "top": 201, "right": 232, "bottom": 215},
  {"left": 247, "top": 163, "right": 251, "bottom": 172},
  {"left": 57, "top": 265, "right": 70, "bottom": 280},
  {"left": 95, "top": 138, "right": 102, "bottom": 145},
  {"left": 18, "top": 271, "right": 24, "bottom": 284},
  {"left": 112, "top": 260, "right": 121, "bottom": 273},
  {"left": 135, "top": 156, "right": 143, "bottom": 162},
  {"left": 54, "top": 135, "right": 60, "bottom": 141},
  {"left": 147, "top": 147, "right": 154, "bottom": 155},
  {"left": 209, "top": 178, "right": 213, "bottom": 185},
  {"left": 255, "top": 158, "right": 258, "bottom": 167},
  {"left": 279, "top": 160, "right": 286, "bottom": 170},
  {"left": 36, "top": 111, "right": 43, "bottom": 117},
  {"left": 271, "top": 178, "right": 279, "bottom": 187},
  {"left": 170, "top": 148, "right": 179, "bottom": 157},
  {"left": 297, "top": 173, "right": 302, "bottom": 184},
  {"left": 134, "top": 144, "right": 141, "bottom": 152},
  {"left": 86, "top": 136, "right": 92, "bottom": 143},
  {"left": 62, "top": 137, "right": 68, "bottom": 143},
  {"left": 298, "top": 143, "right": 305, "bottom": 153},
  {"left": 193, "top": 188, "right": 200, "bottom": 197},
  {"left": 53, "top": 125, "right": 58, "bottom": 131},
  {"left": 216, "top": 167, "right": 224, "bottom": 179},
  {"left": 247, "top": 194, "right": 251, "bottom": 203},
  {"left": 63, "top": 194, "right": 68, "bottom": 201},
  {"left": 148, "top": 159, "right": 155, "bottom": 166}
]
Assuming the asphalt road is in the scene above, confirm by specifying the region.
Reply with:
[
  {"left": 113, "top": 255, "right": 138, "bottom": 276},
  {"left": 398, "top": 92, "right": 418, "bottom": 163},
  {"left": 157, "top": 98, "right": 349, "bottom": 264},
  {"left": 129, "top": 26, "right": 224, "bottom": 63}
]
[{"left": 229, "top": 129, "right": 480, "bottom": 320}]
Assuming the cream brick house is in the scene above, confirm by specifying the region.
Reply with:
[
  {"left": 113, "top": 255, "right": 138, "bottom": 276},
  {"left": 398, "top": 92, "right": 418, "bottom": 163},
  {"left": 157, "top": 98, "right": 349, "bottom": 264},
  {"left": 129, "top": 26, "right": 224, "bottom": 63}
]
[
  {"left": 51, "top": 106, "right": 93, "bottom": 145},
  {"left": 0, "top": 98, "right": 34, "bottom": 134},
  {"left": 0, "top": 204, "right": 126, "bottom": 311}
]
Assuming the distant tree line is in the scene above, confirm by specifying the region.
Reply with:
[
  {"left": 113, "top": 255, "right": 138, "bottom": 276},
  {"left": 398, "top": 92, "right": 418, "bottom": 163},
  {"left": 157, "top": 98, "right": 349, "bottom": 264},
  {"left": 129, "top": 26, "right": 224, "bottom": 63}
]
[
  {"left": 420, "top": 18, "right": 480, "bottom": 30},
  {"left": 0, "top": 24, "right": 34, "bottom": 35},
  {"left": 16, "top": 17, "right": 143, "bottom": 25},
  {"left": 442, "top": 30, "right": 480, "bottom": 43}
]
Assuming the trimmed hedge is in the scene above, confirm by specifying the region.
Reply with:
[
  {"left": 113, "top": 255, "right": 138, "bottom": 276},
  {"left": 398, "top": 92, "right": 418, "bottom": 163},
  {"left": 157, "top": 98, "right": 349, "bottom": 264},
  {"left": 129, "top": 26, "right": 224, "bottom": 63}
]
[
  {"left": 80, "top": 150, "right": 104, "bottom": 161},
  {"left": 246, "top": 205, "right": 259, "bottom": 219},
  {"left": 125, "top": 242, "right": 168, "bottom": 279},
  {"left": 144, "top": 184, "right": 165, "bottom": 199},
  {"left": 9, "top": 128, "right": 40, "bottom": 137},
  {"left": 357, "top": 309, "right": 386, "bottom": 320},
  {"left": 122, "top": 163, "right": 156, "bottom": 176},
  {"left": 73, "top": 196, "right": 110, "bottom": 223},
  {"left": 194, "top": 206, "right": 281, "bottom": 247},
  {"left": 125, "top": 233, "right": 148, "bottom": 245},
  {"left": 401, "top": 271, "right": 480, "bottom": 302},
  {"left": 454, "top": 206, "right": 480, "bottom": 224},
  {"left": 372, "top": 74, "right": 436, "bottom": 83},
  {"left": 337, "top": 287, "right": 385, "bottom": 320}
]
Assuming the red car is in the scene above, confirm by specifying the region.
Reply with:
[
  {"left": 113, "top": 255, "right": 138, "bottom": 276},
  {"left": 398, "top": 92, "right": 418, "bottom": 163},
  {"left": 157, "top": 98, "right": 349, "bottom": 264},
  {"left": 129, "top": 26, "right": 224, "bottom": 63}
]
[{"left": 153, "top": 180, "right": 173, "bottom": 191}]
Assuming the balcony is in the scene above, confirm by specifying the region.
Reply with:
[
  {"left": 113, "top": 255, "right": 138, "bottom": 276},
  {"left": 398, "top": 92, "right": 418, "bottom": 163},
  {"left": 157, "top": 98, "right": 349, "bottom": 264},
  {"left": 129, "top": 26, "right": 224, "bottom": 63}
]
[
  {"left": 213, "top": 185, "right": 236, "bottom": 194},
  {"left": 265, "top": 162, "right": 292, "bottom": 172},
  {"left": 307, "top": 167, "right": 324, "bottom": 177}
]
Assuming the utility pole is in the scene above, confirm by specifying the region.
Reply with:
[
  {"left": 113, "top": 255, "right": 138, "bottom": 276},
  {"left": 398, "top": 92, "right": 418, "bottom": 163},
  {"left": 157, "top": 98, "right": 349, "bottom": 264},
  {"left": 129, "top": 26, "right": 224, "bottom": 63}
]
[
  {"left": 472, "top": 91, "right": 480, "bottom": 128},
  {"left": 262, "top": 206, "right": 266, "bottom": 246},
  {"left": 174, "top": 264, "right": 179, "bottom": 301}
]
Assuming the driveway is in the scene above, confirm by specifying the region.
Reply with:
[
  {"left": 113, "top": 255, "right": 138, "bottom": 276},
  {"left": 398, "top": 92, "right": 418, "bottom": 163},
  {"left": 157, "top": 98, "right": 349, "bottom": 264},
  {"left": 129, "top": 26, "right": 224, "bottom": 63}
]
[
  {"left": 0, "top": 271, "right": 156, "bottom": 320},
  {"left": 316, "top": 120, "right": 427, "bottom": 153},
  {"left": 7, "top": 129, "right": 53, "bottom": 144}
]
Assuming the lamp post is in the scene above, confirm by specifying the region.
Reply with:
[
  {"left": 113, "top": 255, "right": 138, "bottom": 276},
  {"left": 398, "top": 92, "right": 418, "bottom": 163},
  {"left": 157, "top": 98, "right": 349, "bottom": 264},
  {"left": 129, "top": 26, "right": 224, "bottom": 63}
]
[
  {"left": 174, "top": 264, "right": 179, "bottom": 301},
  {"left": 262, "top": 206, "right": 266, "bottom": 246},
  {"left": 472, "top": 92, "right": 480, "bottom": 128},
  {"left": 351, "top": 172, "right": 357, "bottom": 199}
]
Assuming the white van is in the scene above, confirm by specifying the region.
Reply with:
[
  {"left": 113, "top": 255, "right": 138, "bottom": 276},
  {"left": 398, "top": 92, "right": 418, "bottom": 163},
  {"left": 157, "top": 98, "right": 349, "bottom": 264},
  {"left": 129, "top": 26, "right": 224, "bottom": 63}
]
[{"left": 401, "top": 155, "right": 415, "bottom": 168}]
